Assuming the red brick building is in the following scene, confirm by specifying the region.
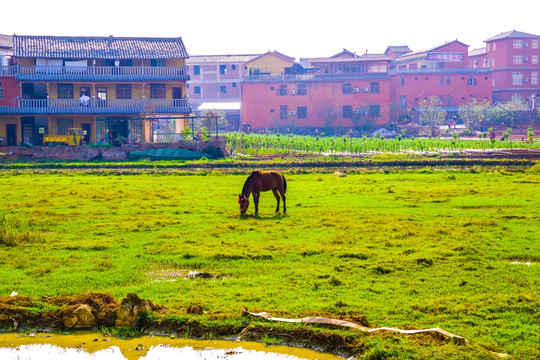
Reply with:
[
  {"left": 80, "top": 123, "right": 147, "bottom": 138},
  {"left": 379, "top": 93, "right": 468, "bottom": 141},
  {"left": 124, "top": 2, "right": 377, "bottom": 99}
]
[
  {"left": 389, "top": 40, "right": 492, "bottom": 122},
  {"left": 483, "top": 30, "right": 540, "bottom": 102},
  {"left": 242, "top": 51, "right": 392, "bottom": 130}
]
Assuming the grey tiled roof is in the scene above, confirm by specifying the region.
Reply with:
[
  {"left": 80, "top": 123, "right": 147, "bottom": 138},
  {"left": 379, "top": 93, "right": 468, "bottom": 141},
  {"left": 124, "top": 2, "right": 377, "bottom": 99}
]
[
  {"left": 0, "top": 34, "right": 13, "bottom": 49},
  {"left": 485, "top": 30, "right": 539, "bottom": 42},
  {"left": 469, "top": 47, "right": 487, "bottom": 57},
  {"left": 187, "top": 54, "right": 261, "bottom": 64},
  {"left": 13, "top": 35, "right": 189, "bottom": 59}
]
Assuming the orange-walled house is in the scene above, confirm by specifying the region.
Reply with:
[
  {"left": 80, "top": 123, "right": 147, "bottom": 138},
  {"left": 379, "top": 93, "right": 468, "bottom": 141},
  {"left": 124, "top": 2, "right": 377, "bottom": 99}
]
[
  {"left": 241, "top": 51, "right": 392, "bottom": 130},
  {"left": 0, "top": 35, "right": 191, "bottom": 146}
]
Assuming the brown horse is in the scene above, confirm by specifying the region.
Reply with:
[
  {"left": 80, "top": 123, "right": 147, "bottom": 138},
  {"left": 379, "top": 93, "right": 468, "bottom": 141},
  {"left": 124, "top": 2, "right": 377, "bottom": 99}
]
[{"left": 238, "top": 170, "right": 286, "bottom": 215}]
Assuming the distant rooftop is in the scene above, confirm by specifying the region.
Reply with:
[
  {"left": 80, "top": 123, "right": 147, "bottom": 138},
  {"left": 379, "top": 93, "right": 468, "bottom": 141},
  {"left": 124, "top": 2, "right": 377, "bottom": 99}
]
[
  {"left": 187, "top": 54, "right": 260, "bottom": 64},
  {"left": 485, "top": 30, "right": 540, "bottom": 42},
  {"left": 469, "top": 47, "right": 487, "bottom": 57},
  {"left": 13, "top": 35, "right": 189, "bottom": 59},
  {"left": 0, "top": 34, "right": 13, "bottom": 49}
]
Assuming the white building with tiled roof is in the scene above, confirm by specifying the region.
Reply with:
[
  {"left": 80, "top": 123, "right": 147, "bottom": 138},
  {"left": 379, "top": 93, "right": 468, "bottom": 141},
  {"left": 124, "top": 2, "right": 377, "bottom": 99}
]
[{"left": 186, "top": 54, "right": 261, "bottom": 129}]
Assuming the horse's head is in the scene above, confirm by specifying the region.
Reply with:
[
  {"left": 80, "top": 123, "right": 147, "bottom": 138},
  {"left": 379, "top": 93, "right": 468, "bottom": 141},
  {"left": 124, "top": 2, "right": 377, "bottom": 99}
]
[{"left": 238, "top": 194, "right": 249, "bottom": 214}]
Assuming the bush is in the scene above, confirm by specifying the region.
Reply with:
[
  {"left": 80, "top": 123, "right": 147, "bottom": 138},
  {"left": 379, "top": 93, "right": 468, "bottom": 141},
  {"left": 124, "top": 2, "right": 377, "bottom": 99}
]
[{"left": 202, "top": 146, "right": 224, "bottom": 159}]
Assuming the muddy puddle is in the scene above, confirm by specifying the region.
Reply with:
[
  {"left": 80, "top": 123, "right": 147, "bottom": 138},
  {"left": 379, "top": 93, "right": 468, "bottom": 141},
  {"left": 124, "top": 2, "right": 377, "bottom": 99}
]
[{"left": 0, "top": 332, "right": 343, "bottom": 360}]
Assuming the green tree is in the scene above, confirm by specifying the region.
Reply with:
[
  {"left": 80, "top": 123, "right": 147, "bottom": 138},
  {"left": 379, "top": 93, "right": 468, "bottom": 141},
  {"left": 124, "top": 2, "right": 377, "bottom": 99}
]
[
  {"left": 195, "top": 109, "right": 228, "bottom": 134},
  {"left": 458, "top": 98, "right": 489, "bottom": 130},
  {"left": 418, "top": 96, "right": 447, "bottom": 136}
]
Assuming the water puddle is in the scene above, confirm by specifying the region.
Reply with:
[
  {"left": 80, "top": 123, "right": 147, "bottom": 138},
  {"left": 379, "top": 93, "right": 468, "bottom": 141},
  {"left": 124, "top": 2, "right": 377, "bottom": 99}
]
[{"left": 0, "top": 332, "right": 342, "bottom": 360}]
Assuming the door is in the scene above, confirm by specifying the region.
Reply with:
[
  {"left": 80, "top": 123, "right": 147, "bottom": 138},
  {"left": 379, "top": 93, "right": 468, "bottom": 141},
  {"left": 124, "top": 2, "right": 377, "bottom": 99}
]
[
  {"left": 172, "top": 87, "right": 183, "bottom": 107},
  {"left": 6, "top": 124, "right": 17, "bottom": 146},
  {"left": 81, "top": 123, "right": 92, "bottom": 144},
  {"left": 21, "top": 117, "right": 35, "bottom": 145}
]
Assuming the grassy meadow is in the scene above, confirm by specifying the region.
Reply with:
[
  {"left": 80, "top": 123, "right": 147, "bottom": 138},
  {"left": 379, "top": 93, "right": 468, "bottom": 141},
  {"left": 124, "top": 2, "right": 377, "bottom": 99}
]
[{"left": 0, "top": 167, "right": 539, "bottom": 359}]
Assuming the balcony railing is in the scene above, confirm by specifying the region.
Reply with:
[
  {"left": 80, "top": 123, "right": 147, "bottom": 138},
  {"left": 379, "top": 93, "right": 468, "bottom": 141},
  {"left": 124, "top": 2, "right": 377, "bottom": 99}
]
[
  {"left": 243, "top": 72, "right": 390, "bottom": 82},
  {"left": 3, "top": 65, "right": 190, "bottom": 81},
  {"left": 0, "top": 98, "right": 191, "bottom": 115},
  {"left": 389, "top": 68, "right": 491, "bottom": 75}
]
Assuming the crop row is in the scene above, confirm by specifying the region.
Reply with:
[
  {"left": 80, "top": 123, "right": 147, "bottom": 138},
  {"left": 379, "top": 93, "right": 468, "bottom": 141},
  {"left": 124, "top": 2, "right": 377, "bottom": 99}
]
[{"left": 224, "top": 133, "right": 539, "bottom": 156}]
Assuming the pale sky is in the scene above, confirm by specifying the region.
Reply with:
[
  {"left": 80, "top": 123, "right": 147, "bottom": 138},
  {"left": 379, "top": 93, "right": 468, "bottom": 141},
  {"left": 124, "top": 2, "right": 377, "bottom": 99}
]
[{"left": 2, "top": 0, "right": 538, "bottom": 59}]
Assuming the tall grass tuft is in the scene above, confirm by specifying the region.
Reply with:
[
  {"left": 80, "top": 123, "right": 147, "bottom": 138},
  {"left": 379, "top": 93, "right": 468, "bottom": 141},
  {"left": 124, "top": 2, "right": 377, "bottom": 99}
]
[{"left": 0, "top": 211, "right": 45, "bottom": 246}]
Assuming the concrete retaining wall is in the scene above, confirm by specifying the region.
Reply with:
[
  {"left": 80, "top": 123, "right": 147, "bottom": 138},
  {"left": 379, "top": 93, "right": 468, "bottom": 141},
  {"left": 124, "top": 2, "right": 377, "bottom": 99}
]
[{"left": 0, "top": 138, "right": 228, "bottom": 161}]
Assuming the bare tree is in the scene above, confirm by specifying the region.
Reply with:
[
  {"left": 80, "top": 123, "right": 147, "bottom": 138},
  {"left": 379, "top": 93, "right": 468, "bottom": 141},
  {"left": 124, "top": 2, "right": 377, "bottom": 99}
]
[{"left": 418, "top": 96, "right": 447, "bottom": 135}]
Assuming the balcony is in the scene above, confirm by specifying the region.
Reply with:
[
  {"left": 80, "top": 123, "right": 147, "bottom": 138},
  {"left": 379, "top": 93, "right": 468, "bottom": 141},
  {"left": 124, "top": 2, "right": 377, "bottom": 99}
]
[
  {"left": 0, "top": 65, "right": 190, "bottom": 81},
  {"left": 0, "top": 98, "right": 191, "bottom": 115},
  {"left": 389, "top": 68, "right": 491, "bottom": 75},
  {"left": 243, "top": 72, "right": 390, "bottom": 82}
]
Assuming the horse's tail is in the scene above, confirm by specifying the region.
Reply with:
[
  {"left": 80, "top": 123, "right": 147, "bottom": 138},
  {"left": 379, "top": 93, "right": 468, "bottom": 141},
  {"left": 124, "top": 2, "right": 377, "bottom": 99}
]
[{"left": 282, "top": 174, "right": 287, "bottom": 194}]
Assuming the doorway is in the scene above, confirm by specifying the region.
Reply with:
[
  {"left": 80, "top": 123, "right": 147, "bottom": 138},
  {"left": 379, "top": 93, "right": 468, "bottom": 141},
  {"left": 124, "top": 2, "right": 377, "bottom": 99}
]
[
  {"left": 172, "top": 87, "right": 183, "bottom": 106},
  {"left": 81, "top": 123, "right": 92, "bottom": 144},
  {"left": 6, "top": 124, "right": 17, "bottom": 146}
]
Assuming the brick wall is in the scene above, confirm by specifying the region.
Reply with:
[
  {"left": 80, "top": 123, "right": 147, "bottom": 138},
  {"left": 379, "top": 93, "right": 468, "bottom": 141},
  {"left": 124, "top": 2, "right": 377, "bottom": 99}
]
[{"left": 0, "top": 138, "right": 228, "bottom": 161}]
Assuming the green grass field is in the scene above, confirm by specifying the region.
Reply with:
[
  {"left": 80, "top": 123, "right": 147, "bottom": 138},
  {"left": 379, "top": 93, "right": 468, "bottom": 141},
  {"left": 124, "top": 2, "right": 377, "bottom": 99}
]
[{"left": 0, "top": 167, "right": 539, "bottom": 359}]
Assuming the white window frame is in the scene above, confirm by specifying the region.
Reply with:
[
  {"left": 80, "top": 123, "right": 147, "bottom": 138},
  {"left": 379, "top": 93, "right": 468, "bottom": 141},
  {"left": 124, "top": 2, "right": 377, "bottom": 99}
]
[
  {"left": 512, "top": 72, "right": 523, "bottom": 86},
  {"left": 532, "top": 72, "right": 538, "bottom": 85},
  {"left": 513, "top": 40, "right": 523, "bottom": 49},
  {"left": 532, "top": 40, "right": 539, "bottom": 49},
  {"left": 513, "top": 56, "right": 523, "bottom": 64},
  {"left": 532, "top": 55, "right": 539, "bottom": 64}
]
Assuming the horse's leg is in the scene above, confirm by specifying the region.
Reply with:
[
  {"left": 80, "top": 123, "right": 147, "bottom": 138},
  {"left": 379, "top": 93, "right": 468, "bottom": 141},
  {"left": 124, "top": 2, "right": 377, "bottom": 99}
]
[
  {"left": 254, "top": 192, "right": 260, "bottom": 214},
  {"left": 272, "top": 189, "right": 280, "bottom": 213},
  {"left": 281, "top": 190, "right": 286, "bottom": 213}
]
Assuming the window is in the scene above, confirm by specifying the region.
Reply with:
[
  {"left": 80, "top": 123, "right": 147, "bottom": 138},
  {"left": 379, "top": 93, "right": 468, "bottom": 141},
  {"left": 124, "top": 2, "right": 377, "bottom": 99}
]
[
  {"left": 399, "top": 96, "right": 406, "bottom": 109},
  {"left": 468, "top": 76, "right": 477, "bottom": 86},
  {"left": 297, "top": 83, "right": 307, "bottom": 95},
  {"left": 150, "top": 59, "right": 166, "bottom": 67},
  {"left": 513, "top": 40, "right": 523, "bottom": 49},
  {"left": 278, "top": 85, "right": 287, "bottom": 96},
  {"left": 194, "top": 86, "right": 201, "bottom": 94},
  {"left": 446, "top": 95, "right": 454, "bottom": 106},
  {"left": 232, "top": 82, "right": 237, "bottom": 87},
  {"left": 342, "top": 83, "right": 352, "bottom": 94},
  {"left": 492, "top": 59, "right": 495, "bottom": 67},
  {"left": 220, "top": 65, "right": 226, "bottom": 74},
  {"left": 297, "top": 106, "right": 307, "bottom": 119},
  {"left": 512, "top": 72, "right": 523, "bottom": 86},
  {"left": 220, "top": 86, "right": 227, "bottom": 93},
  {"left": 280, "top": 105, "right": 288, "bottom": 120},
  {"left": 446, "top": 76, "right": 451, "bottom": 85},
  {"left": 532, "top": 72, "right": 538, "bottom": 85},
  {"left": 369, "top": 105, "right": 380, "bottom": 118},
  {"left": 493, "top": 43, "right": 496, "bottom": 51},
  {"left": 150, "top": 84, "right": 166, "bottom": 99},
  {"left": 0, "top": 83, "right": 2, "bottom": 99},
  {"left": 80, "top": 87, "right": 90, "bottom": 97},
  {"left": 398, "top": 77, "right": 404, "bottom": 87},
  {"left": 232, "top": 64, "right": 236, "bottom": 70},
  {"left": 342, "top": 105, "right": 353, "bottom": 118},
  {"left": 513, "top": 56, "right": 523, "bottom": 64},
  {"left": 438, "top": 76, "right": 444, "bottom": 86},
  {"left": 116, "top": 84, "right": 131, "bottom": 99},
  {"left": 532, "top": 55, "right": 538, "bottom": 64},
  {"left": 369, "top": 82, "right": 379, "bottom": 93},
  {"left": 97, "top": 87, "right": 107, "bottom": 100},
  {"left": 533, "top": 40, "right": 539, "bottom": 49},
  {"left": 58, "top": 83, "right": 74, "bottom": 99},
  {"left": 193, "top": 65, "right": 200, "bottom": 75},
  {"left": 57, "top": 119, "right": 73, "bottom": 135}
]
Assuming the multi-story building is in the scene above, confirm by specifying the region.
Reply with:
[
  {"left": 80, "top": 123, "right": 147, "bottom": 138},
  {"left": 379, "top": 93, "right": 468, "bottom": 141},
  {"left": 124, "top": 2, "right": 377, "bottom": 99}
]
[
  {"left": 389, "top": 40, "right": 492, "bottom": 121},
  {"left": 483, "top": 30, "right": 540, "bottom": 102},
  {"left": 186, "top": 54, "right": 260, "bottom": 129},
  {"left": 241, "top": 51, "right": 392, "bottom": 130},
  {"left": 0, "top": 35, "right": 191, "bottom": 146}
]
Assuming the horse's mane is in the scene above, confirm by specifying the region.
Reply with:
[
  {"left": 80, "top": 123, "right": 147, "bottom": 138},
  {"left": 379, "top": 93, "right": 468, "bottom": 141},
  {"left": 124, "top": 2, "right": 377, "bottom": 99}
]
[{"left": 242, "top": 171, "right": 262, "bottom": 195}]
